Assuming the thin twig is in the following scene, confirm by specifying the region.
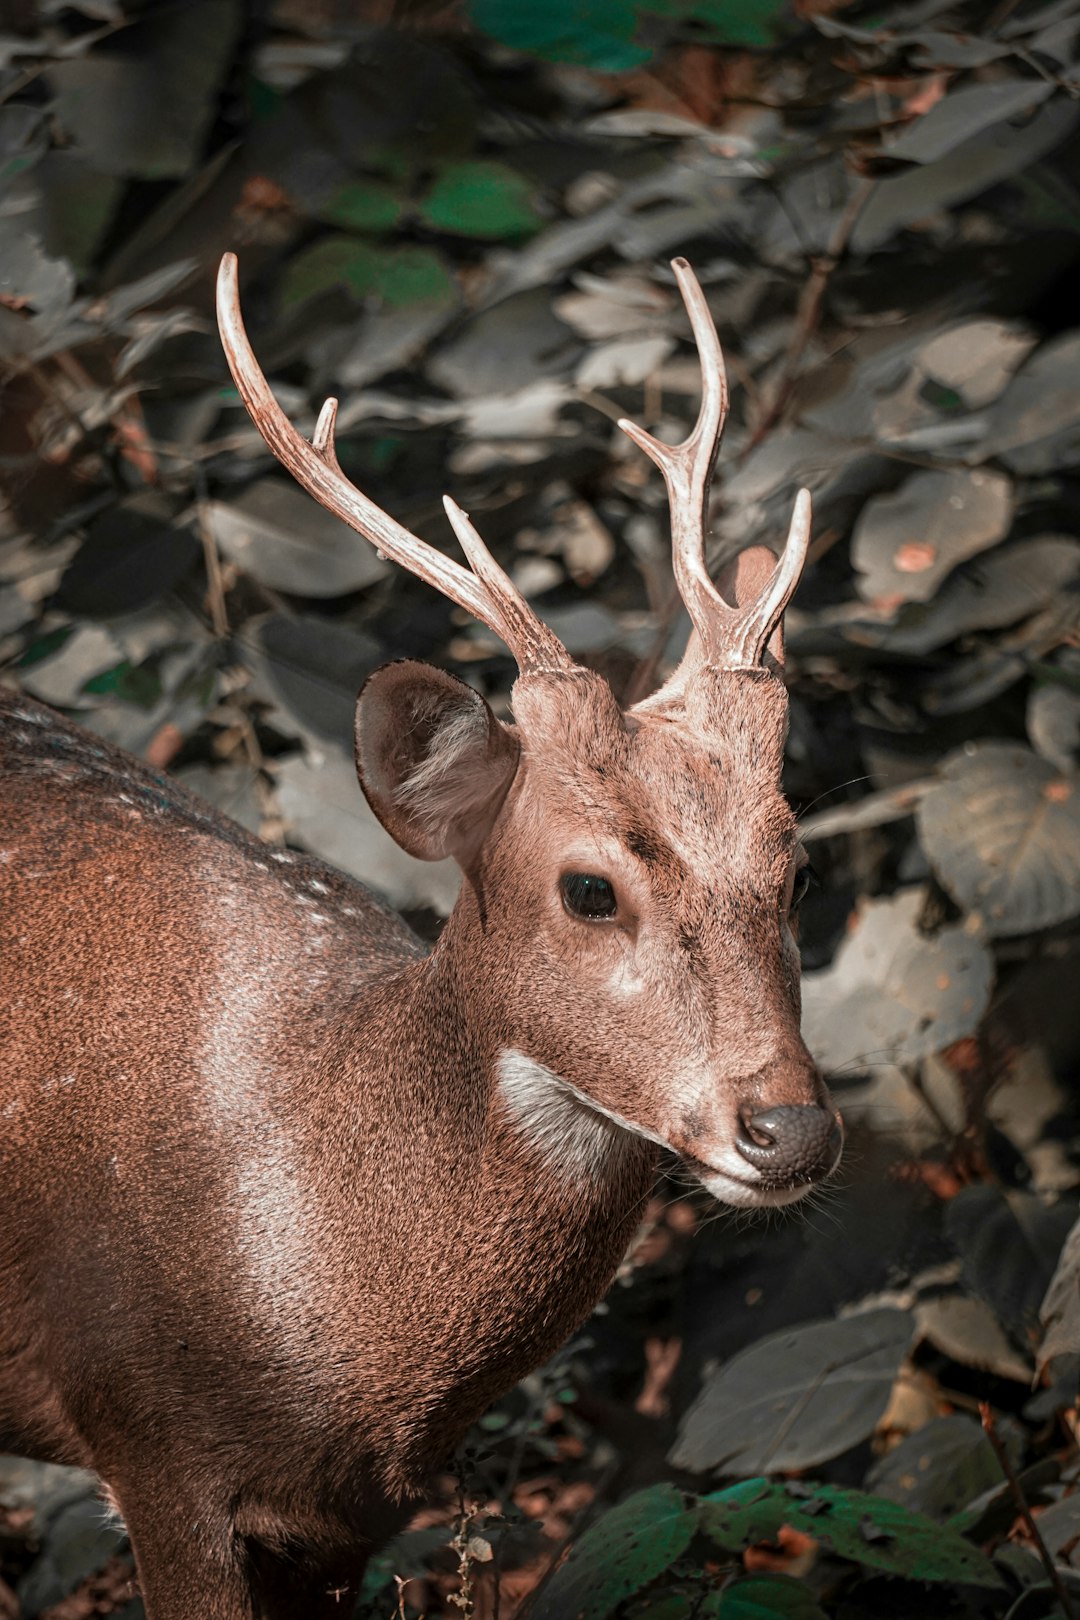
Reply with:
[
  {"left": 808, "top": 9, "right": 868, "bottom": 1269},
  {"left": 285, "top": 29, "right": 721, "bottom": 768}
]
[
  {"left": 980, "top": 1401, "right": 1077, "bottom": 1619},
  {"left": 747, "top": 176, "right": 876, "bottom": 449}
]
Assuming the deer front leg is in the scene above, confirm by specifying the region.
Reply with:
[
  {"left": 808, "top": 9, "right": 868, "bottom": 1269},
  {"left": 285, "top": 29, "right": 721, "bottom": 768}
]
[{"left": 112, "top": 1489, "right": 260, "bottom": 1620}]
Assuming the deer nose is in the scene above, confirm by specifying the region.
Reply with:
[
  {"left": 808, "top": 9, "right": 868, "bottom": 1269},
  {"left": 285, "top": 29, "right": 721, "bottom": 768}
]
[{"left": 735, "top": 1103, "right": 841, "bottom": 1185}]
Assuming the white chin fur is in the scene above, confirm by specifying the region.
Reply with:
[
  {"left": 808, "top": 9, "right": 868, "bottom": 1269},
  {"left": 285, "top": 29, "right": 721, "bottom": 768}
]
[{"left": 696, "top": 1167, "right": 814, "bottom": 1209}]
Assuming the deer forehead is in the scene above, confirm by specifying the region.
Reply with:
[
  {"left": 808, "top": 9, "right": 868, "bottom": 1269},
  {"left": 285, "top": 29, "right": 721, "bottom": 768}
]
[{"left": 514, "top": 722, "right": 797, "bottom": 889}]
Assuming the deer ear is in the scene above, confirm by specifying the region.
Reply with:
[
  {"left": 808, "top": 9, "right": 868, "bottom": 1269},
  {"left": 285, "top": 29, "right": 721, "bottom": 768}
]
[{"left": 355, "top": 661, "right": 520, "bottom": 862}]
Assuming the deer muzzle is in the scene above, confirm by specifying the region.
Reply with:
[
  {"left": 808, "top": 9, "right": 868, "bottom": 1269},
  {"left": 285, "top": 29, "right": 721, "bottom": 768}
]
[{"left": 734, "top": 1102, "right": 843, "bottom": 1187}]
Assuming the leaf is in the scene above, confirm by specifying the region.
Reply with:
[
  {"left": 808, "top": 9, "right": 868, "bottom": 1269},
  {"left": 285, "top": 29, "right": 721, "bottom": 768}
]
[
  {"left": 530, "top": 1484, "right": 699, "bottom": 1620},
  {"left": 419, "top": 160, "right": 542, "bottom": 239},
  {"left": 204, "top": 479, "right": 390, "bottom": 598},
  {"left": 800, "top": 889, "right": 994, "bottom": 1073},
  {"left": 576, "top": 334, "right": 674, "bottom": 389},
  {"left": 847, "top": 537, "right": 1080, "bottom": 657},
  {"left": 916, "top": 319, "right": 1035, "bottom": 410},
  {"left": 982, "top": 330, "right": 1080, "bottom": 475},
  {"left": 34, "top": 151, "right": 123, "bottom": 275},
  {"left": 173, "top": 763, "right": 262, "bottom": 836},
  {"left": 1029, "top": 650, "right": 1080, "bottom": 772},
  {"left": 669, "top": 1309, "right": 913, "bottom": 1475},
  {"left": 0, "top": 104, "right": 47, "bottom": 187},
  {"left": 915, "top": 1295, "right": 1033, "bottom": 1384},
  {"left": 56, "top": 495, "right": 200, "bottom": 619},
  {"left": 708, "top": 1576, "right": 828, "bottom": 1618},
  {"left": 310, "top": 178, "right": 405, "bottom": 233},
  {"left": 917, "top": 743, "right": 1080, "bottom": 936},
  {"left": 1023, "top": 1493, "right": 1080, "bottom": 1567},
  {"left": 274, "top": 747, "right": 460, "bottom": 917},
  {"left": 426, "top": 288, "right": 581, "bottom": 400},
  {"left": 47, "top": 0, "right": 241, "bottom": 179},
  {"left": 851, "top": 101, "right": 1080, "bottom": 253},
  {"left": 0, "top": 227, "right": 75, "bottom": 335},
  {"left": 699, "top": 1480, "right": 1002, "bottom": 1587},
  {"left": 1040, "top": 1212, "right": 1080, "bottom": 1369},
  {"left": 0, "top": 1457, "right": 100, "bottom": 1542},
  {"left": 468, "top": 0, "right": 653, "bottom": 71},
  {"left": 16, "top": 1493, "right": 129, "bottom": 1615},
  {"left": 305, "top": 34, "right": 477, "bottom": 179},
  {"left": 243, "top": 613, "right": 382, "bottom": 749},
  {"left": 886, "top": 81, "right": 1054, "bottom": 165},
  {"left": 19, "top": 625, "right": 126, "bottom": 710},
  {"left": 852, "top": 469, "right": 1013, "bottom": 605},
  {"left": 281, "top": 237, "right": 455, "bottom": 310},
  {"left": 865, "top": 1416, "right": 1003, "bottom": 1521},
  {"left": 946, "top": 1185, "right": 1073, "bottom": 1346}
]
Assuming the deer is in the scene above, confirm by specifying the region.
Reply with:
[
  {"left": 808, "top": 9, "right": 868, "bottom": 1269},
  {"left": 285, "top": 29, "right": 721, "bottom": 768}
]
[{"left": 0, "top": 253, "right": 841, "bottom": 1618}]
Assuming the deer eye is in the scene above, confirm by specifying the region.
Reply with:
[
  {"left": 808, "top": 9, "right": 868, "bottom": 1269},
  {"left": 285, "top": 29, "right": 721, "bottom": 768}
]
[
  {"left": 561, "top": 873, "right": 618, "bottom": 920},
  {"left": 790, "top": 862, "right": 814, "bottom": 911}
]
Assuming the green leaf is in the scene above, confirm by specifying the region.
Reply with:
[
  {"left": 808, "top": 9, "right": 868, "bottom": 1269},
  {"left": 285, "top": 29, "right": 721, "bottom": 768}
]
[
  {"left": 419, "top": 159, "right": 542, "bottom": 239},
  {"left": 17, "top": 626, "right": 74, "bottom": 668},
  {"left": 710, "top": 1575, "right": 829, "bottom": 1618},
  {"left": 81, "top": 660, "right": 132, "bottom": 696},
  {"left": 531, "top": 1484, "right": 699, "bottom": 1620},
  {"left": 281, "top": 237, "right": 455, "bottom": 309},
  {"left": 467, "top": 0, "right": 788, "bottom": 65},
  {"left": 699, "top": 1481, "right": 1002, "bottom": 1588},
  {"left": 115, "top": 663, "right": 164, "bottom": 710},
  {"left": 310, "top": 178, "right": 404, "bottom": 233},
  {"left": 468, "top": 0, "right": 652, "bottom": 71}
]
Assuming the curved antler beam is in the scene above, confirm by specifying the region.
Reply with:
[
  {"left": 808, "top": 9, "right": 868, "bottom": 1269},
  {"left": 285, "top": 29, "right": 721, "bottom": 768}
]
[{"left": 216, "top": 253, "right": 572, "bottom": 676}]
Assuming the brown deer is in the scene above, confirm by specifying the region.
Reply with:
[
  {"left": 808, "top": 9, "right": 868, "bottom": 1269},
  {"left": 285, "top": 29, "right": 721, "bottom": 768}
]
[{"left": 0, "top": 254, "right": 841, "bottom": 1618}]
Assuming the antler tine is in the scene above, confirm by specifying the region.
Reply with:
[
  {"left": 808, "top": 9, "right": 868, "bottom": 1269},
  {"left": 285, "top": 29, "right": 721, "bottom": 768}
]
[
  {"left": 618, "top": 257, "right": 730, "bottom": 657},
  {"left": 621, "top": 258, "right": 813, "bottom": 687},
  {"left": 717, "top": 489, "right": 813, "bottom": 669},
  {"left": 216, "top": 253, "right": 572, "bottom": 675},
  {"left": 442, "top": 498, "right": 572, "bottom": 673}
]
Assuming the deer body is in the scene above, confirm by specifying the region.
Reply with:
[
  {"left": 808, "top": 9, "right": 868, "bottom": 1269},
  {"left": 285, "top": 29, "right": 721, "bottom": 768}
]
[{"left": 0, "top": 257, "right": 840, "bottom": 1617}]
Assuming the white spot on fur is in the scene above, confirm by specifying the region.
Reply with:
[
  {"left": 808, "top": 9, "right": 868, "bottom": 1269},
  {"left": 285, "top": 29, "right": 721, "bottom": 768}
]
[{"left": 308, "top": 879, "right": 329, "bottom": 894}]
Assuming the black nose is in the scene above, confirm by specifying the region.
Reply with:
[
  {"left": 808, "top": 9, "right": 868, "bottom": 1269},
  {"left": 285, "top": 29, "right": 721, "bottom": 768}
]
[{"left": 735, "top": 1104, "right": 842, "bottom": 1185}]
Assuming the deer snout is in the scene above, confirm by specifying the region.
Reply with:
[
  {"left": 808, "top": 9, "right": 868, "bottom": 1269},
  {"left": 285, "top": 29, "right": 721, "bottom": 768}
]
[{"left": 735, "top": 1102, "right": 842, "bottom": 1187}]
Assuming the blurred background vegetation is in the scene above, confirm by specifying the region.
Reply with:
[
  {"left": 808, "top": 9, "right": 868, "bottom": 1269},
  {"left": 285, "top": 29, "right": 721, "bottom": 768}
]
[{"left": 4, "top": 1, "right": 1080, "bottom": 1616}]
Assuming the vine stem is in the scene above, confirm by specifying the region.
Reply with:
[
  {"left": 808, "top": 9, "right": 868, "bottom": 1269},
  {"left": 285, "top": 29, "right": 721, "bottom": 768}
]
[{"left": 979, "top": 1400, "right": 1076, "bottom": 1618}]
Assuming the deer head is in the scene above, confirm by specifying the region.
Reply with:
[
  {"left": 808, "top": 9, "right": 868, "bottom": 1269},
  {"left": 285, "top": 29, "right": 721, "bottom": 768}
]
[{"left": 216, "top": 254, "right": 840, "bottom": 1207}]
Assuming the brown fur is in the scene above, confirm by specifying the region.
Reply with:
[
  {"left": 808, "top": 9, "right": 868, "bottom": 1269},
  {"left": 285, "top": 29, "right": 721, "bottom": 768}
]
[{"left": 0, "top": 594, "right": 836, "bottom": 1616}]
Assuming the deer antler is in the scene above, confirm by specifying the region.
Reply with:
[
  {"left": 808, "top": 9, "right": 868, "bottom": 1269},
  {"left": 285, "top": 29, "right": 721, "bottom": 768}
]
[
  {"left": 216, "top": 253, "right": 573, "bottom": 676},
  {"left": 619, "top": 258, "right": 812, "bottom": 681}
]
